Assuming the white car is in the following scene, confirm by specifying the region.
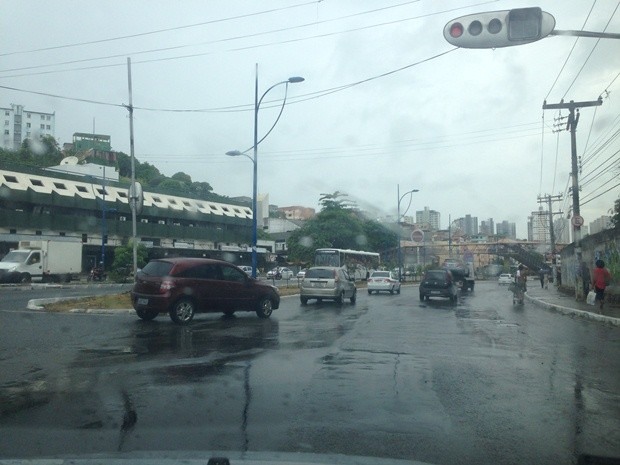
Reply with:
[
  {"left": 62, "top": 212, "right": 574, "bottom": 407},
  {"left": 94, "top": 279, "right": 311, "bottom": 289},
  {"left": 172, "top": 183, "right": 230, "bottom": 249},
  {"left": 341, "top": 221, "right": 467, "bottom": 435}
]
[
  {"left": 267, "top": 267, "right": 294, "bottom": 280},
  {"left": 296, "top": 268, "right": 307, "bottom": 279},
  {"left": 239, "top": 266, "right": 253, "bottom": 276},
  {"left": 498, "top": 273, "right": 513, "bottom": 285},
  {"left": 367, "top": 270, "right": 401, "bottom": 295}
]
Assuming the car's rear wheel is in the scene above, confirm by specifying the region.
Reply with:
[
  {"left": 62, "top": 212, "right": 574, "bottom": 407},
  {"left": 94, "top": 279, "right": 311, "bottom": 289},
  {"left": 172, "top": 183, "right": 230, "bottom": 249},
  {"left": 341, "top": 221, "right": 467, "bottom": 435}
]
[
  {"left": 169, "top": 298, "right": 195, "bottom": 324},
  {"left": 136, "top": 308, "right": 158, "bottom": 321},
  {"left": 368, "top": 290, "right": 372, "bottom": 295},
  {"left": 335, "top": 291, "right": 344, "bottom": 305},
  {"left": 256, "top": 297, "right": 273, "bottom": 318},
  {"left": 300, "top": 296, "right": 308, "bottom": 305}
]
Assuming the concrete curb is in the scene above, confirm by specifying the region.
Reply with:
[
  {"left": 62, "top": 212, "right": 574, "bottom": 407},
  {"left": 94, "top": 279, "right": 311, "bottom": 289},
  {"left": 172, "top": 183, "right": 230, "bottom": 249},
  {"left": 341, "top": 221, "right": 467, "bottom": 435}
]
[
  {"left": 525, "top": 294, "right": 620, "bottom": 327},
  {"left": 27, "top": 297, "right": 132, "bottom": 315}
]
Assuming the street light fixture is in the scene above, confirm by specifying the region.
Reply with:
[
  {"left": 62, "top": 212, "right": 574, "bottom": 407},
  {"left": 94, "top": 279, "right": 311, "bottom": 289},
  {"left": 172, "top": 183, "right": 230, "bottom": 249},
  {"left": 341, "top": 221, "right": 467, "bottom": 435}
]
[
  {"left": 397, "top": 184, "right": 419, "bottom": 282},
  {"left": 227, "top": 64, "right": 304, "bottom": 279}
]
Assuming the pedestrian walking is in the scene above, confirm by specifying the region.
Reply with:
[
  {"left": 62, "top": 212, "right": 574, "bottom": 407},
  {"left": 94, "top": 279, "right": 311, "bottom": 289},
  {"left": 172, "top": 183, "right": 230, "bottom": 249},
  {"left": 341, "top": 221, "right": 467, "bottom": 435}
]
[
  {"left": 539, "top": 268, "right": 545, "bottom": 289},
  {"left": 591, "top": 259, "right": 612, "bottom": 310},
  {"left": 581, "top": 261, "right": 591, "bottom": 298}
]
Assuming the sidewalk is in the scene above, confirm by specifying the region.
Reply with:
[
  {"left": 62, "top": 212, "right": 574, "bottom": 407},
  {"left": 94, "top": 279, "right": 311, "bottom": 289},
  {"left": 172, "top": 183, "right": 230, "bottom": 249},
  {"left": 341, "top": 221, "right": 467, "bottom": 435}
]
[{"left": 525, "top": 283, "right": 620, "bottom": 326}]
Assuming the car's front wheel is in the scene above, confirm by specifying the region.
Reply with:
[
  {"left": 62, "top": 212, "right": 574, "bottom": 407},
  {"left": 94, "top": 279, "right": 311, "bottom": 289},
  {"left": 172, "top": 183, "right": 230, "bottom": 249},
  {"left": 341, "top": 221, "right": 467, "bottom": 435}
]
[
  {"left": 256, "top": 297, "right": 273, "bottom": 318},
  {"left": 169, "top": 298, "right": 195, "bottom": 324},
  {"left": 300, "top": 296, "right": 308, "bottom": 305},
  {"left": 136, "top": 308, "right": 158, "bottom": 321}
]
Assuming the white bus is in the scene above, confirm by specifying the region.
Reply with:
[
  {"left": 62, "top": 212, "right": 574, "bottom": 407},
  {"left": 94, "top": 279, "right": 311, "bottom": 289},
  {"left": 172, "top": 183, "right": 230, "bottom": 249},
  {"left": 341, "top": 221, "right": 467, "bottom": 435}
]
[{"left": 314, "top": 248, "right": 380, "bottom": 281}]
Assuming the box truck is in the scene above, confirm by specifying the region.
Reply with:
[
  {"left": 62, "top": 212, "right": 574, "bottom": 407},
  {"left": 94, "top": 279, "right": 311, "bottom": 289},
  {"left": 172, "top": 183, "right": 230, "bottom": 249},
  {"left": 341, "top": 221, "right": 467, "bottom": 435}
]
[{"left": 0, "top": 240, "right": 82, "bottom": 283}]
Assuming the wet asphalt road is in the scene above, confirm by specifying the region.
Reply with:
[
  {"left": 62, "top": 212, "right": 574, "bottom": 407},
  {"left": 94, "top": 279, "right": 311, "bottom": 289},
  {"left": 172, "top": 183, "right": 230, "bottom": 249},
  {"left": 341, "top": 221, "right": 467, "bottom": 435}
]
[{"left": 0, "top": 282, "right": 619, "bottom": 465}]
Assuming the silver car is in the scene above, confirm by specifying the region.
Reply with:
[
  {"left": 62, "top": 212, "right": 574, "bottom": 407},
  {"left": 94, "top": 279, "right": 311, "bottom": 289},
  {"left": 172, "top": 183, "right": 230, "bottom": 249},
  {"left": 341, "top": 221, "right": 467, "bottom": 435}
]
[{"left": 300, "top": 266, "right": 357, "bottom": 305}]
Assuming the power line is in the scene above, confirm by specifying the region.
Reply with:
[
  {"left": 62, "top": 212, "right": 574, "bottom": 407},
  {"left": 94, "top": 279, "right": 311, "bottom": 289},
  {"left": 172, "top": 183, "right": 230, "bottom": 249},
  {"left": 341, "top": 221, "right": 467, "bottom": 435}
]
[
  {"left": 0, "top": 1, "right": 423, "bottom": 74},
  {"left": 0, "top": 1, "right": 320, "bottom": 57},
  {"left": 562, "top": 1, "right": 620, "bottom": 99},
  {"left": 0, "top": 1, "right": 496, "bottom": 80},
  {"left": 544, "top": 0, "right": 597, "bottom": 101},
  {"left": 0, "top": 84, "right": 124, "bottom": 108}
]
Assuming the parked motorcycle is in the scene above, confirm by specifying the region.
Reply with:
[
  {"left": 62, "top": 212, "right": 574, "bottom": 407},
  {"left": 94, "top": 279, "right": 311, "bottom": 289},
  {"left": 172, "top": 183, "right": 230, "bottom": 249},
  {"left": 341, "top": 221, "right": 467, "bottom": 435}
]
[{"left": 87, "top": 266, "right": 106, "bottom": 282}]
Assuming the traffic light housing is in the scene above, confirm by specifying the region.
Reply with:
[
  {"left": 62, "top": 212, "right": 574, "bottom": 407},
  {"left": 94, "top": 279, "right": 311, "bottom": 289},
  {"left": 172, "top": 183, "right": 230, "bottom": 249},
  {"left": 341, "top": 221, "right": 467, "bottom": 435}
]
[{"left": 443, "top": 8, "right": 555, "bottom": 48}]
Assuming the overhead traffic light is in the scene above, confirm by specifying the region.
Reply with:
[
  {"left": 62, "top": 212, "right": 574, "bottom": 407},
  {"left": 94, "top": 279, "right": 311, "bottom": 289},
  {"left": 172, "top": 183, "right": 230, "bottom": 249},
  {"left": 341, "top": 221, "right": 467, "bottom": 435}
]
[{"left": 443, "top": 7, "right": 556, "bottom": 48}]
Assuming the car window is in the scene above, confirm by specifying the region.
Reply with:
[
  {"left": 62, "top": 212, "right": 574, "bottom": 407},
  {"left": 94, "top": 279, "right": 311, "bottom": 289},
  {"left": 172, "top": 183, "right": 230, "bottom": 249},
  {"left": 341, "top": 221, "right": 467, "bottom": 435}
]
[
  {"left": 425, "top": 271, "right": 446, "bottom": 280},
  {"left": 305, "top": 268, "right": 335, "bottom": 279},
  {"left": 372, "top": 271, "right": 390, "bottom": 278},
  {"left": 220, "top": 265, "right": 246, "bottom": 283},
  {"left": 141, "top": 261, "right": 174, "bottom": 277}
]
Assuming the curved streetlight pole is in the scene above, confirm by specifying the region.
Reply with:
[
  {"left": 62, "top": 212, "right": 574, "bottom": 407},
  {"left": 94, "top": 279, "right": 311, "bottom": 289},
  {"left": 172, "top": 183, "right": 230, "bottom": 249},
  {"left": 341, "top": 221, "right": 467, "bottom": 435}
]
[
  {"left": 227, "top": 64, "right": 304, "bottom": 279},
  {"left": 397, "top": 184, "right": 419, "bottom": 282}
]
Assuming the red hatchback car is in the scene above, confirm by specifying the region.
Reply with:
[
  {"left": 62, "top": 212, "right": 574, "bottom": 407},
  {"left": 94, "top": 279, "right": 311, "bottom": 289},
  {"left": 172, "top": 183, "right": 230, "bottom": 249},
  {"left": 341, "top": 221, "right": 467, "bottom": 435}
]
[{"left": 131, "top": 257, "right": 280, "bottom": 324}]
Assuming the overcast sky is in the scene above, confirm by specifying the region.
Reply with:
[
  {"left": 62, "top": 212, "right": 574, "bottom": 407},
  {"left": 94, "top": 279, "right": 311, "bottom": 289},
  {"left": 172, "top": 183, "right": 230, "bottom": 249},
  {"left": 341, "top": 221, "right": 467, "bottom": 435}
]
[{"left": 2, "top": 0, "right": 619, "bottom": 238}]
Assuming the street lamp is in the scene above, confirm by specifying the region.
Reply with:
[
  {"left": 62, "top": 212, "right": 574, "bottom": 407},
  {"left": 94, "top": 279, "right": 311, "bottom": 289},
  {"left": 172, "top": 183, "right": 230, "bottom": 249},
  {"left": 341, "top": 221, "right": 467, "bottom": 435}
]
[
  {"left": 227, "top": 64, "right": 304, "bottom": 279},
  {"left": 397, "top": 184, "right": 419, "bottom": 282}
]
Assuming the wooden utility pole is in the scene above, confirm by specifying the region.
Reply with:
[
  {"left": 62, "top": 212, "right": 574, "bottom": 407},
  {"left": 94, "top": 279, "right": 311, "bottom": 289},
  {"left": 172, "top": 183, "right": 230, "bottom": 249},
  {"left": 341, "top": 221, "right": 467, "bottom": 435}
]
[{"left": 542, "top": 97, "right": 602, "bottom": 298}]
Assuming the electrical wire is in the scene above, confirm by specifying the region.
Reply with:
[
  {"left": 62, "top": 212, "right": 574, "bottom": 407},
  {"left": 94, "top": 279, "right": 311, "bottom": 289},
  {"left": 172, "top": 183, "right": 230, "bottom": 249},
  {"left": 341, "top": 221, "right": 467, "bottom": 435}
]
[
  {"left": 0, "top": 1, "right": 496, "bottom": 80},
  {"left": 544, "top": 0, "right": 597, "bottom": 101},
  {"left": 562, "top": 1, "right": 620, "bottom": 99},
  {"left": 0, "top": 1, "right": 321, "bottom": 57}
]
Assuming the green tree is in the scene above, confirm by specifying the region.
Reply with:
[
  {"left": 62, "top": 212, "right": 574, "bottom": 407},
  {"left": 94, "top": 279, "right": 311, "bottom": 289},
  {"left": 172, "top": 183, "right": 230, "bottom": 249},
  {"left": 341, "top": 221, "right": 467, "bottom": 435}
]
[
  {"left": 611, "top": 197, "right": 620, "bottom": 229},
  {"left": 287, "top": 195, "right": 395, "bottom": 264},
  {"left": 171, "top": 172, "right": 192, "bottom": 184},
  {"left": 109, "top": 241, "right": 148, "bottom": 282}
]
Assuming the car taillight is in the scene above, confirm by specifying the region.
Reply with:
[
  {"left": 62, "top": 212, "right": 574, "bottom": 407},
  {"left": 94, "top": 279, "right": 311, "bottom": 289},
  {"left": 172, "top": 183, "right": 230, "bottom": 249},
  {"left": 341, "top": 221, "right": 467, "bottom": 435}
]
[
  {"left": 334, "top": 270, "right": 339, "bottom": 282},
  {"left": 160, "top": 280, "right": 174, "bottom": 292}
]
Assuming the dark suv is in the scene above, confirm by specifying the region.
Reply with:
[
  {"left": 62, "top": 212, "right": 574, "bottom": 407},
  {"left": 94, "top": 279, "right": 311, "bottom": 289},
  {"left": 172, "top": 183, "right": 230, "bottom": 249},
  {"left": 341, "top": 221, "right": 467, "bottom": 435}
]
[
  {"left": 419, "top": 269, "right": 457, "bottom": 303},
  {"left": 131, "top": 258, "right": 280, "bottom": 324}
]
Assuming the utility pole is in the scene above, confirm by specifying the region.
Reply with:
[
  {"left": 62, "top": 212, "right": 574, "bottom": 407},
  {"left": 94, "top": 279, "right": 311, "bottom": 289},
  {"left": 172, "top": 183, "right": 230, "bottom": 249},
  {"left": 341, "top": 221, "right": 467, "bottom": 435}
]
[
  {"left": 542, "top": 97, "right": 602, "bottom": 299},
  {"left": 537, "top": 193, "right": 563, "bottom": 257}
]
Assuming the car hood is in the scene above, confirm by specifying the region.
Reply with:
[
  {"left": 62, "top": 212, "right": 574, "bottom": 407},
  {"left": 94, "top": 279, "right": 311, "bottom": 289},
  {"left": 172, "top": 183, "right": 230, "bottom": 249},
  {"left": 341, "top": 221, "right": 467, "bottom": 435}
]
[{"left": 0, "top": 451, "right": 432, "bottom": 465}]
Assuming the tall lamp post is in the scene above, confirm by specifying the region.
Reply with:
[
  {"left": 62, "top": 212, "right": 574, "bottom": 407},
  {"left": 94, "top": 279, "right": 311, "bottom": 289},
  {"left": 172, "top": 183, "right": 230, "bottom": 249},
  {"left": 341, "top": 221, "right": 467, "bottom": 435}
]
[
  {"left": 397, "top": 184, "right": 419, "bottom": 282},
  {"left": 227, "top": 64, "right": 304, "bottom": 279}
]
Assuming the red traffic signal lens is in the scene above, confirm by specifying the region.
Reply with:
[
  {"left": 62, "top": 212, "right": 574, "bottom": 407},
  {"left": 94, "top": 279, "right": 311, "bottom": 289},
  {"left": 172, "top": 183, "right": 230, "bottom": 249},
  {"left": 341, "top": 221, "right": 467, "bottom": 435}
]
[{"left": 449, "top": 22, "right": 464, "bottom": 38}]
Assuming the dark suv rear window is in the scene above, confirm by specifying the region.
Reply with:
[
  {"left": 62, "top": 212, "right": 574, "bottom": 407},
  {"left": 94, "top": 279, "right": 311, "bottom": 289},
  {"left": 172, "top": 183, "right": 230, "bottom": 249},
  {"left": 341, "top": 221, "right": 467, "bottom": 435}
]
[
  {"left": 140, "top": 261, "right": 174, "bottom": 277},
  {"left": 425, "top": 270, "right": 447, "bottom": 280},
  {"left": 305, "top": 268, "right": 335, "bottom": 279}
]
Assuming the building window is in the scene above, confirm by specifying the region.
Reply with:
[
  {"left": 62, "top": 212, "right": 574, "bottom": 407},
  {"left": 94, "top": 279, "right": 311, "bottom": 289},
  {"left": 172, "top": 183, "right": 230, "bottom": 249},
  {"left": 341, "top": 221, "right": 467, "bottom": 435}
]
[
  {"left": 26, "top": 123, "right": 31, "bottom": 128},
  {"left": 59, "top": 232, "right": 66, "bottom": 237},
  {"left": 27, "top": 113, "right": 31, "bottom": 118},
  {"left": 46, "top": 125, "right": 51, "bottom": 130},
  {"left": 96, "top": 188, "right": 107, "bottom": 196},
  {"left": 53, "top": 182, "right": 66, "bottom": 189},
  {"left": 36, "top": 230, "right": 42, "bottom": 235},
  {"left": 76, "top": 185, "right": 88, "bottom": 193},
  {"left": 4, "top": 175, "right": 18, "bottom": 183},
  {"left": 82, "top": 233, "right": 87, "bottom": 243},
  {"left": 30, "top": 179, "right": 44, "bottom": 187},
  {"left": 3, "top": 130, "right": 8, "bottom": 135},
  {"left": 40, "top": 115, "right": 45, "bottom": 120},
  {"left": 10, "top": 229, "right": 16, "bottom": 234},
  {"left": 46, "top": 115, "right": 51, "bottom": 120},
  {"left": 4, "top": 121, "right": 8, "bottom": 126},
  {"left": 40, "top": 124, "right": 45, "bottom": 130},
  {"left": 4, "top": 111, "right": 9, "bottom": 116}
]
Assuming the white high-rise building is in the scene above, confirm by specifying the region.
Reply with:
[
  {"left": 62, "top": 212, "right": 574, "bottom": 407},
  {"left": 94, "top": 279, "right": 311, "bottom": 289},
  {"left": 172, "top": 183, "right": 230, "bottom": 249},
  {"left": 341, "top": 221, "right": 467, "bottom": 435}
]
[
  {"left": 528, "top": 207, "right": 550, "bottom": 243},
  {"left": 1, "top": 104, "right": 56, "bottom": 150},
  {"left": 416, "top": 206, "right": 441, "bottom": 231}
]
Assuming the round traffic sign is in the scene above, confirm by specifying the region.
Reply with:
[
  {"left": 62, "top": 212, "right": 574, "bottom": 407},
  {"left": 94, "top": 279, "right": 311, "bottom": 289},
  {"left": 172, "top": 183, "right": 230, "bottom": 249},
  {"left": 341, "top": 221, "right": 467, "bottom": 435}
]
[
  {"left": 571, "top": 215, "right": 584, "bottom": 227},
  {"left": 411, "top": 230, "right": 424, "bottom": 242}
]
